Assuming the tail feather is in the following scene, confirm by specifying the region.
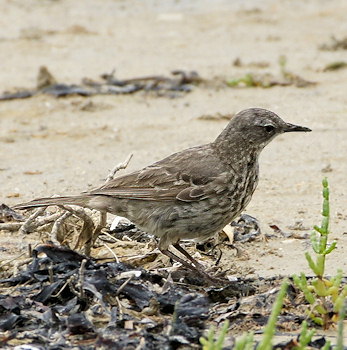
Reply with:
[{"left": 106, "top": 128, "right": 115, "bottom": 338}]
[{"left": 13, "top": 195, "right": 89, "bottom": 210}]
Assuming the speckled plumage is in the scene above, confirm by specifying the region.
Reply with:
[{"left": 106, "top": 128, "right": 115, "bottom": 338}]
[{"left": 15, "top": 108, "right": 311, "bottom": 276}]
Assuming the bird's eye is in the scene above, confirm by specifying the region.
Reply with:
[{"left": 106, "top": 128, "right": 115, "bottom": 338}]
[{"left": 264, "top": 124, "right": 275, "bottom": 133}]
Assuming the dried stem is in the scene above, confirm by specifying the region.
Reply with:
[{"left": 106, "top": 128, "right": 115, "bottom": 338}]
[
  {"left": 19, "top": 208, "right": 45, "bottom": 234},
  {"left": 105, "top": 153, "right": 133, "bottom": 182},
  {"left": 51, "top": 211, "right": 72, "bottom": 244}
]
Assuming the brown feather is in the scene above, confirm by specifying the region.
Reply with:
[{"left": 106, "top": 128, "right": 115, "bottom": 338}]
[{"left": 89, "top": 144, "right": 226, "bottom": 202}]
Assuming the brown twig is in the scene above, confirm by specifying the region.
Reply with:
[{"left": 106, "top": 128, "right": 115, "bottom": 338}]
[
  {"left": 61, "top": 205, "right": 95, "bottom": 255},
  {"left": 105, "top": 153, "right": 133, "bottom": 182},
  {"left": 51, "top": 211, "right": 72, "bottom": 244},
  {"left": 103, "top": 242, "right": 120, "bottom": 263},
  {"left": 35, "top": 212, "right": 62, "bottom": 226},
  {"left": 92, "top": 211, "right": 107, "bottom": 246},
  {"left": 51, "top": 277, "right": 72, "bottom": 298},
  {"left": 19, "top": 207, "right": 45, "bottom": 234}
]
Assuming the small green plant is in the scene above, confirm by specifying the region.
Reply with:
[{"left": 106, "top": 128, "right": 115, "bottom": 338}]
[
  {"left": 278, "top": 55, "right": 288, "bottom": 77},
  {"left": 336, "top": 299, "right": 346, "bottom": 350},
  {"left": 293, "top": 178, "right": 347, "bottom": 327},
  {"left": 293, "top": 321, "right": 316, "bottom": 350},
  {"left": 200, "top": 319, "right": 229, "bottom": 350},
  {"left": 256, "top": 280, "right": 289, "bottom": 350},
  {"left": 234, "top": 332, "right": 254, "bottom": 350},
  {"left": 227, "top": 73, "right": 257, "bottom": 87}
]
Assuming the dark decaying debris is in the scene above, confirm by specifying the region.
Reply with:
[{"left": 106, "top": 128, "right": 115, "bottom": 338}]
[
  {"left": 195, "top": 214, "right": 260, "bottom": 258},
  {"left": 109, "top": 220, "right": 153, "bottom": 244},
  {"left": 230, "top": 214, "right": 261, "bottom": 242},
  {"left": 269, "top": 224, "right": 310, "bottom": 240},
  {"left": 0, "top": 243, "right": 339, "bottom": 349},
  {"left": 0, "top": 204, "right": 25, "bottom": 223},
  {"left": 274, "top": 336, "right": 332, "bottom": 350},
  {"left": 0, "top": 66, "right": 203, "bottom": 101},
  {"left": 0, "top": 60, "right": 318, "bottom": 102},
  {"left": 0, "top": 244, "right": 209, "bottom": 349},
  {"left": 170, "top": 293, "right": 209, "bottom": 345}
]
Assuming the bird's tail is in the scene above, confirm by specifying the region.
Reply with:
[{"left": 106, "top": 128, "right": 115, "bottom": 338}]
[{"left": 13, "top": 195, "right": 90, "bottom": 210}]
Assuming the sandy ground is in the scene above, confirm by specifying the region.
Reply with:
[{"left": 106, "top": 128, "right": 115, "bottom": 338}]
[{"left": 1, "top": 0, "right": 347, "bottom": 280}]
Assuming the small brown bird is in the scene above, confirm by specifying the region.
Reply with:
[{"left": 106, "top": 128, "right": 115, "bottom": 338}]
[{"left": 14, "top": 108, "right": 311, "bottom": 281}]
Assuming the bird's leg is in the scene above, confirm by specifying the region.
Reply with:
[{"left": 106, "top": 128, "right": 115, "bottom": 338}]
[
  {"left": 172, "top": 242, "right": 203, "bottom": 269},
  {"left": 159, "top": 247, "right": 199, "bottom": 272},
  {"left": 172, "top": 243, "right": 226, "bottom": 284},
  {"left": 159, "top": 245, "right": 225, "bottom": 285},
  {"left": 158, "top": 235, "right": 226, "bottom": 285}
]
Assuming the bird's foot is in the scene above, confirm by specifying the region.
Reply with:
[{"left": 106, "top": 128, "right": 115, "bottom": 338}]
[{"left": 160, "top": 245, "right": 228, "bottom": 286}]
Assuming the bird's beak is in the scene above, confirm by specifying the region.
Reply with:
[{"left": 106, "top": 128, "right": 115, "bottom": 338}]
[{"left": 283, "top": 123, "right": 312, "bottom": 133}]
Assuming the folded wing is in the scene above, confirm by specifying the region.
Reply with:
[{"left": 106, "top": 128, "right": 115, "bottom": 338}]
[{"left": 90, "top": 145, "right": 231, "bottom": 202}]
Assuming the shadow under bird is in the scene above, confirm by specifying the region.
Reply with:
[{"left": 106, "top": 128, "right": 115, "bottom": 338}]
[{"left": 14, "top": 108, "right": 311, "bottom": 283}]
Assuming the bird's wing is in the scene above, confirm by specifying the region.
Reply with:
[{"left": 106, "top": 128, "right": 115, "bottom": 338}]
[{"left": 90, "top": 146, "right": 229, "bottom": 202}]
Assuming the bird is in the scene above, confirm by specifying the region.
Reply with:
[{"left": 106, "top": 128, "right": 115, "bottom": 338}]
[{"left": 14, "top": 108, "right": 311, "bottom": 283}]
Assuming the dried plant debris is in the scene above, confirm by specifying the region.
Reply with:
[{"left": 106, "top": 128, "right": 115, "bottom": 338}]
[
  {"left": 226, "top": 72, "right": 315, "bottom": 88},
  {"left": 0, "top": 204, "right": 25, "bottom": 223},
  {"left": 0, "top": 58, "right": 317, "bottom": 102},
  {"left": 323, "top": 61, "right": 347, "bottom": 72},
  {"left": 108, "top": 219, "right": 153, "bottom": 244},
  {"left": 0, "top": 242, "right": 337, "bottom": 349},
  {"left": 0, "top": 201, "right": 307, "bottom": 278},
  {"left": 197, "top": 113, "right": 233, "bottom": 121},
  {"left": 230, "top": 214, "right": 261, "bottom": 242},
  {"left": 227, "top": 72, "right": 287, "bottom": 88},
  {"left": 0, "top": 244, "right": 235, "bottom": 348},
  {"left": 269, "top": 224, "right": 310, "bottom": 240},
  {"left": 233, "top": 57, "right": 270, "bottom": 68},
  {"left": 36, "top": 65, "right": 57, "bottom": 89},
  {"left": 0, "top": 244, "right": 201, "bottom": 347},
  {"left": 0, "top": 66, "right": 203, "bottom": 101},
  {"left": 319, "top": 36, "right": 347, "bottom": 51},
  {"left": 227, "top": 56, "right": 316, "bottom": 88},
  {"left": 275, "top": 337, "right": 332, "bottom": 350}
]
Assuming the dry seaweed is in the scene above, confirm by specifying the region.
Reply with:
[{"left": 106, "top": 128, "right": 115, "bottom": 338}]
[
  {"left": 0, "top": 244, "right": 208, "bottom": 348},
  {"left": 0, "top": 244, "right": 305, "bottom": 348},
  {"left": 1, "top": 245, "right": 339, "bottom": 349},
  {"left": 0, "top": 67, "right": 203, "bottom": 101},
  {"left": 0, "top": 204, "right": 25, "bottom": 223},
  {"left": 0, "top": 225, "right": 342, "bottom": 349}
]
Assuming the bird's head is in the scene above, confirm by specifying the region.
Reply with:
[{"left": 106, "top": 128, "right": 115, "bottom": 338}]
[{"left": 216, "top": 108, "right": 311, "bottom": 150}]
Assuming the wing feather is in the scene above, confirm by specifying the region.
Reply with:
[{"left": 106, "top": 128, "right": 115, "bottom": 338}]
[{"left": 89, "top": 144, "right": 231, "bottom": 202}]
